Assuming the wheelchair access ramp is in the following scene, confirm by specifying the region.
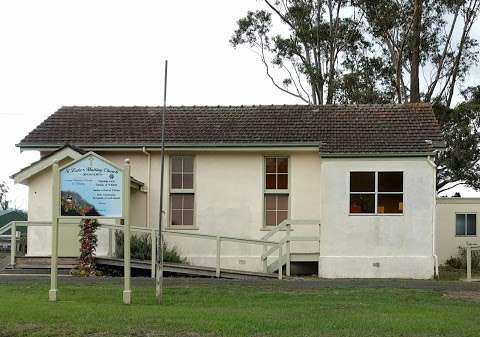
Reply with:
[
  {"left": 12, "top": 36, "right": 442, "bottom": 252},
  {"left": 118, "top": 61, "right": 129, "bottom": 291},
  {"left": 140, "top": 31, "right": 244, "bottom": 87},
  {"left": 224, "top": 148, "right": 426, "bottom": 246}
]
[{"left": 95, "top": 256, "right": 277, "bottom": 280}]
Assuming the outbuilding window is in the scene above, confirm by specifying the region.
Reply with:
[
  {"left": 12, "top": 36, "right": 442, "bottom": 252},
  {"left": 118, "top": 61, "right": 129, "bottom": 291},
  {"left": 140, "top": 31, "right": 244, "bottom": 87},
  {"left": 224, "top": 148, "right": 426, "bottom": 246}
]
[
  {"left": 349, "top": 171, "right": 403, "bottom": 214},
  {"left": 264, "top": 157, "right": 289, "bottom": 226},
  {"left": 456, "top": 213, "right": 477, "bottom": 236},
  {"left": 170, "top": 156, "right": 194, "bottom": 227}
]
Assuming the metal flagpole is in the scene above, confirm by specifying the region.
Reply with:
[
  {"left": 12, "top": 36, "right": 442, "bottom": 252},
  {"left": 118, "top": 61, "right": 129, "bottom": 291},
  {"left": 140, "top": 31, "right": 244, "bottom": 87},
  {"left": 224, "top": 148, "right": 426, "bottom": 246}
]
[{"left": 156, "top": 60, "right": 168, "bottom": 304}]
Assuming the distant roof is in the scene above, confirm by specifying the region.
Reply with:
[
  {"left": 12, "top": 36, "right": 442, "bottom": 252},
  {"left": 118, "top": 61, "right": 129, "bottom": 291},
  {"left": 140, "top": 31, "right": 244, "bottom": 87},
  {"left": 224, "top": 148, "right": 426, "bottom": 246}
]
[
  {"left": 17, "top": 104, "right": 445, "bottom": 156},
  {"left": 0, "top": 209, "right": 25, "bottom": 217}
]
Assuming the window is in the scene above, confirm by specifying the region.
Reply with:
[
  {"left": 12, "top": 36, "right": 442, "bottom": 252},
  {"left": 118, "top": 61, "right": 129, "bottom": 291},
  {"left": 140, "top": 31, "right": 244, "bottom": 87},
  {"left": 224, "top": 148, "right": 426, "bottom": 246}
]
[
  {"left": 264, "top": 157, "right": 289, "bottom": 226},
  {"left": 349, "top": 171, "right": 403, "bottom": 214},
  {"left": 456, "top": 213, "right": 477, "bottom": 236},
  {"left": 170, "top": 156, "right": 194, "bottom": 227}
]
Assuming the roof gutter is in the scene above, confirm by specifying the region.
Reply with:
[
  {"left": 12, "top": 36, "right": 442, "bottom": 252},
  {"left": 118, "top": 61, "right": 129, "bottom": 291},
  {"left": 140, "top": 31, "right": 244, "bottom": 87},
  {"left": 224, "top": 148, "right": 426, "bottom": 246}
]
[
  {"left": 319, "top": 151, "right": 440, "bottom": 158},
  {"left": 16, "top": 142, "right": 322, "bottom": 149}
]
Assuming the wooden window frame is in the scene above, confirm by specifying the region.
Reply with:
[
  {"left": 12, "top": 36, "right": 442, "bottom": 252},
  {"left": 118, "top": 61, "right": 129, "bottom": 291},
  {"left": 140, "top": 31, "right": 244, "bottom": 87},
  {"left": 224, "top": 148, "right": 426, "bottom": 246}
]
[
  {"left": 263, "top": 156, "right": 290, "bottom": 227},
  {"left": 349, "top": 171, "right": 404, "bottom": 216},
  {"left": 168, "top": 155, "right": 196, "bottom": 229}
]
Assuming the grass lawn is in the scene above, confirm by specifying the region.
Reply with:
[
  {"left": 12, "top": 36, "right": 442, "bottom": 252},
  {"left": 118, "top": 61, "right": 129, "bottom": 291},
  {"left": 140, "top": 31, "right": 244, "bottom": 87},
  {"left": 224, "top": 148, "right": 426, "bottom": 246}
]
[{"left": 0, "top": 279, "right": 479, "bottom": 337}]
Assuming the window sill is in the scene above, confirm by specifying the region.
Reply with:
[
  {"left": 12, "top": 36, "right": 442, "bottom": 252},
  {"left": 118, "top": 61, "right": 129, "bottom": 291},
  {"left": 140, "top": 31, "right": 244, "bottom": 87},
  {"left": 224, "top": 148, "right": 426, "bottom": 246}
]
[
  {"left": 165, "top": 226, "right": 199, "bottom": 231},
  {"left": 348, "top": 213, "right": 404, "bottom": 216},
  {"left": 455, "top": 235, "right": 477, "bottom": 238}
]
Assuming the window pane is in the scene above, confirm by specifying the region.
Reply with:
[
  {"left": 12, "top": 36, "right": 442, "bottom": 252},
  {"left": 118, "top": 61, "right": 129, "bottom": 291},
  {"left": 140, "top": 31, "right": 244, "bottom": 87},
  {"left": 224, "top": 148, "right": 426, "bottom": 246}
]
[
  {"left": 378, "top": 172, "right": 403, "bottom": 192},
  {"left": 350, "top": 194, "right": 375, "bottom": 213},
  {"left": 183, "top": 173, "right": 193, "bottom": 189},
  {"left": 183, "top": 194, "right": 194, "bottom": 210},
  {"left": 350, "top": 172, "right": 375, "bottom": 192},
  {"left": 265, "top": 195, "right": 276, "bottom": 210},
  {"left": 171, "top": 195, "right": 183, "bottom": 209},
  {"left": 266, "top": 158, "right": 276, "bottom": 173},
  {"left": 266, "top": 174, "right": 276, "bottom": 189},
  {"left": 377, "top": 194, "right": 403, "bottom": 214},
  {"left": 183, "top": 210, "right": 194, "bottom": 226},
  {"left": 266, "top": 211, "right": 277, "bottom": 226},
  {"left": 277, "top": 195, "right": 288, "bottom": 210},
  {"left": 171, "top": 174, "right": 182, "bottom": 189},
  {"left": 456, "top": 214, "right": 466, "bottom": 235},
  {"left": 171, "top": 210, "right": 182, "bottom": 226},
  {"left": 183, "top": 156, "right": 194, "bottom": 173},
  {"left": 467, "top": 214, "right": 477, "bottom": 236},
  {"left": 277, "top": 158, "right": 288, "bottom": 173},
  {"left": 277, "top": 174, "right": 288, "bottom": 189},
  {"left": 171, "top": 157, "right": 182, "bottom": 173},
  {"left": 277, "top": 211, "right": 288, "bottom": 224}
]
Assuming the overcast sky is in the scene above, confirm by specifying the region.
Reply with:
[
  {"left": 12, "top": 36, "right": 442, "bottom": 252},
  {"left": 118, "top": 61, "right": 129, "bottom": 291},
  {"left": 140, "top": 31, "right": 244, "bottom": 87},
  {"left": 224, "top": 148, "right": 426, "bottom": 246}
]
[{"left": 1, "top": 0, "right": 479, "bottom": 210}]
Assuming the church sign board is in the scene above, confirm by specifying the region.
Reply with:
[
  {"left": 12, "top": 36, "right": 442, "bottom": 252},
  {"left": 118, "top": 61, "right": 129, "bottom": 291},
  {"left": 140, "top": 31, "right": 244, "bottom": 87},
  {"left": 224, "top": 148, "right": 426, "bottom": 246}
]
[{"left": 59, "top": 153, "right": 124, "bottom": 218}]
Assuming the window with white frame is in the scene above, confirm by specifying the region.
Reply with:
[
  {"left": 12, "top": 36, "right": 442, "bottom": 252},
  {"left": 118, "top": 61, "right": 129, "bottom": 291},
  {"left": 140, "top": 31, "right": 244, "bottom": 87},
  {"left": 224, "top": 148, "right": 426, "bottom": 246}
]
[
  {"left": 456, "top": 213, "right": 477, "bottom": 236},
  {"left": 349, "top": 171, "right": 403, "bottom": 214},
  {"left": 170, "top": 155, "right": 194, "bottom": 227},
  {"left": 264, "top": 157, "right": 289, "bottom": 226}
]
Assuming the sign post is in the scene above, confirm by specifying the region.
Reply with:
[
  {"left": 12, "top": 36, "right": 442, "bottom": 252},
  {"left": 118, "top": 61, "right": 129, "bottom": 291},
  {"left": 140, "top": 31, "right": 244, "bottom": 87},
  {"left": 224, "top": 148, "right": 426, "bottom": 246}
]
[
  {"left": 49, "top": 152, "right": 130, "bottom": 304},
  {"left": 49, "top": 161, "right": 60, "bottom": 302},
  {"left": 122, "top": 159, "right": 131, "bottom": 304}
]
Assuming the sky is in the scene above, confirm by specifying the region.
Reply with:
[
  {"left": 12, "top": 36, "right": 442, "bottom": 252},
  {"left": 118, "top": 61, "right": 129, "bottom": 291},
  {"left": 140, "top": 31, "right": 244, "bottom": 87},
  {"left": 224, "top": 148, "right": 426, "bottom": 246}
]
[{"left": 0, "top": 0, "right": 479, "bottom": 211}]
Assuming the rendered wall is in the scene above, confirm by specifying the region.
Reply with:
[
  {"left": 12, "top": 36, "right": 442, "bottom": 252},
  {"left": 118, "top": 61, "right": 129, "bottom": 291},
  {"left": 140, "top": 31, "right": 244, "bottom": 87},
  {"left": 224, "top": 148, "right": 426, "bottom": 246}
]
[
  {"left": 320, "top": 157, "right": 436, "bottom": 279},
  {"left": 436, "top": 198, "right": 480, "bottom": 264},
  {"left": 23, "top": 150, "right": 436, "bottom": 279}
]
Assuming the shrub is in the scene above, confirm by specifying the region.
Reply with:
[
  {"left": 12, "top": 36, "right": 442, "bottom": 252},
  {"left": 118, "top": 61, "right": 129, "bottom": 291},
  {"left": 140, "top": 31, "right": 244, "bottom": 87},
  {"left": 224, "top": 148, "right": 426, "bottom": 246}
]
[
  {"left": 445, "top": 246, "right": 480, "bottom": 271},
  {"left": 114, "top": 230, "right": 185, "bottom": 263}
]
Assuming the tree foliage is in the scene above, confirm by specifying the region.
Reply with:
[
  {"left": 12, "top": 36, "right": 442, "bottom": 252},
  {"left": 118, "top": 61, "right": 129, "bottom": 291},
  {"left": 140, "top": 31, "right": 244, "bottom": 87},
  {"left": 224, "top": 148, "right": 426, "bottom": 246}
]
[
  {"left": 231, "top": 0, "right": 480, "bottom": 105},
  {"left": 435, "top": 86, "right": 480, "bottom": 193},
  {"left": 0, "top": 182, "right": 9, "bottom": 211}
]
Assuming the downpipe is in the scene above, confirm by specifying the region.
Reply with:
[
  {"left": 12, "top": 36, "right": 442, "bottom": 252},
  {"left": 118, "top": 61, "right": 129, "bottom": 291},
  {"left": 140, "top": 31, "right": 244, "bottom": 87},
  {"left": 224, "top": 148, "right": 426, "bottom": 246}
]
[{"left": 427, "top": 154, "right": 439, "bottom": 279}]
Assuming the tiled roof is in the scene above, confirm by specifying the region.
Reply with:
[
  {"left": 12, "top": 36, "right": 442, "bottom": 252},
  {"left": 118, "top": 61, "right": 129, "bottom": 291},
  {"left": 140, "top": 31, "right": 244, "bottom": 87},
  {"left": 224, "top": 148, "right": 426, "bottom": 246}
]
[{"left": 17, "top": 104, "right": 444, "bottom": 156}]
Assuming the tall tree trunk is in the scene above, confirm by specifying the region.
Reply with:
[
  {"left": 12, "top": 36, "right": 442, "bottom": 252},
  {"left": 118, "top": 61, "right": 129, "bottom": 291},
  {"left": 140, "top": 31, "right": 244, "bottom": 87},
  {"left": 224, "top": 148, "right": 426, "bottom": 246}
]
[{"left": 410, "top": 0, "right": 422, "bottom": 103}]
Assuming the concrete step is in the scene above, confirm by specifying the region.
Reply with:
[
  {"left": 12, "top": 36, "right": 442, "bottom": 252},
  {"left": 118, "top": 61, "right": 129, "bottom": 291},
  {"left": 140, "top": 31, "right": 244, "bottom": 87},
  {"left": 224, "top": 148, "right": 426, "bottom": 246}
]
[
  {"left": 290, "top": 252, "right": 320, "bottom": 262},
  {"left": 1, "top": 268, "right": 71, "bottom": 275},
  {"left": 14, "top": 256, "right": 79, "bottom": 269}
]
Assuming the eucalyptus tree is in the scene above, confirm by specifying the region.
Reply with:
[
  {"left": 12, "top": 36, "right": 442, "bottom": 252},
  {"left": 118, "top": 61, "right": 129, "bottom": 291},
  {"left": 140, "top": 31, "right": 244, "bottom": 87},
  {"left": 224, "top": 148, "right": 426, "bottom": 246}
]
[{"left": 230, "top": 0, "right": 371, "bottom": 104}]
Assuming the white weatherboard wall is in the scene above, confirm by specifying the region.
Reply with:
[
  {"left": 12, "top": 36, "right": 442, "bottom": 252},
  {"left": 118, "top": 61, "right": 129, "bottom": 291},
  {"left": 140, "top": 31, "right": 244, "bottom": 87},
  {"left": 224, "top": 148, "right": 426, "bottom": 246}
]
[
  {"left": 320, "top": 157, "right": 436, "bottom": 279},
  {"left": 436, "top": 198, "right": 480, "bottom": 264}
]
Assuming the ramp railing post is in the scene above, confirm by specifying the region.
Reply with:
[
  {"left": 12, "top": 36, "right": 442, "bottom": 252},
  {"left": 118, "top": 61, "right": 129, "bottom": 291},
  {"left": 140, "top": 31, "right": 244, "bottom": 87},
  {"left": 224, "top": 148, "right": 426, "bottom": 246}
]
[
  {"left": 216, "top": 236, "right": 221, "bottom": 278},
  {"left": 286, "top": 223, "right": 291, "bottom": 277},
  {"left": 467, "top": 245, "right": 472, "bottom": 282},
  {"left": 151, "top": 228, "right": 156, "bottom": 278},
  {"left": 278, "top": 244, "right": 283, "bottom": 280},
  {"left": 107, "top": 227, "right": 113, "bottom": 258},
  {"left": 262, "top": 244, "right": 267, "bottom": 273},
  {"left": 10, "top": 222, "right": 16, "bottom": 267}
]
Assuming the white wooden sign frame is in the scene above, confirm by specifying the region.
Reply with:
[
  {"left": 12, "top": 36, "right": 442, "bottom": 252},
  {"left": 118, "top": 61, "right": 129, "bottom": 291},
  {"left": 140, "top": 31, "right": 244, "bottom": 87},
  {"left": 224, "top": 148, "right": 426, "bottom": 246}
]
[{"left": 49, "top": 152, "right": 133, "bottom": 304}]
